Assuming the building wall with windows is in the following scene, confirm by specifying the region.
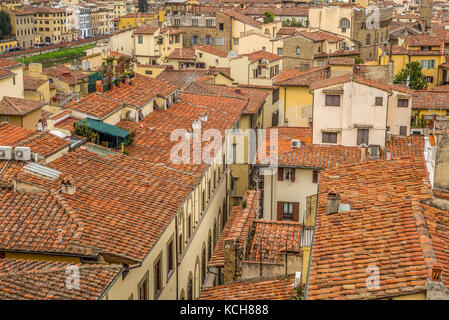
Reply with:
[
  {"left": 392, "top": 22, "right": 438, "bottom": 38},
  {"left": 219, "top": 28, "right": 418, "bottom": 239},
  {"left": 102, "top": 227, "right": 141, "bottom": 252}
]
[
  {"left": 12, "top": 11, "right": 35, "bottom": 49},
  {"left": 33, "top": 8, "right": 67, "bottom": 44},
  {"left": 312, "top": 81, "right": 389, "bottom": 147}
]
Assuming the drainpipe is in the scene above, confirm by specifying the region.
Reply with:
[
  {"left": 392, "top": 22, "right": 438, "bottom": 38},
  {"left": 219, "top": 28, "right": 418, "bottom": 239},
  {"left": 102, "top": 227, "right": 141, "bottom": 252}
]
[
  {"left": 175, "top": 213, "right": 179, "bottom": 300},
  {"left": 283, "top": 87, "right": 287, "bottom": 125}
]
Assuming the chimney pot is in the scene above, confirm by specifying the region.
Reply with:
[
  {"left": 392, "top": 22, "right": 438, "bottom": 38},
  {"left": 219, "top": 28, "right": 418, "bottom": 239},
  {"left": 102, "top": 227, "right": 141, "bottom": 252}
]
[
  {"left": 61, "top": 178, "right": 76, "bottom": 195},
  {"left": 326, "top": 189, "right": 339, "bottom": 214},
  {"left": 95, "top": 80, "right": 103, "bottom": 93},
  {"left": 431, "top": 263, "right": 443, "bottom": 282}
]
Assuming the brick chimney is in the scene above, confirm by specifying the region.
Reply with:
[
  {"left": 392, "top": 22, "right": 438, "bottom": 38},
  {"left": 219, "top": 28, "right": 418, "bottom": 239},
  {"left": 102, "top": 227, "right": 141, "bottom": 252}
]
[{"left": 95, "top": 80, "right": 103, "bottom": 93}]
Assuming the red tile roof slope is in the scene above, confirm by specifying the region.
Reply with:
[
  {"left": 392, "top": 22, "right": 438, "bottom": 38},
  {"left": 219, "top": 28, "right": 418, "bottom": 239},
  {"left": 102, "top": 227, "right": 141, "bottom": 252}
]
[
  {"left": 307, "top": 157, "right": 433, "bottom": 300},
  {"left": 413, "top": 90, "right": 449, "bottom": 110},
  {"left": 247, "top": 220, "right": 302, "bottom": 263},
  {"left": 0, "top": 97, "right": 45, "bottom": 116},
  {"left": 222, "top": 9, "right": 263, "bottom": 28},
  {"left": 274, "top": 66, "right": 329, "bottom": 86},
  {"left": 0, "top": 258, "right": 123, "bottom": 300},
  {"left": 167, "top": 48, "right": 197, "bottom": 60},
  {"left": 200, "top": 276, "right": 295, "bottom": 300},
  {"left": 209, "top": 190, "right": 260, "bottom": 268},
  {"left": 196, "top": 44, "right": 228, "bottom": 58}
]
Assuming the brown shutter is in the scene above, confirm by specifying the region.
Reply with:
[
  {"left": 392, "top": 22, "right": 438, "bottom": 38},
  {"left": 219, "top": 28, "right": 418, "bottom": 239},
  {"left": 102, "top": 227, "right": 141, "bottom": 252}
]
[
  {"left": 277, "top": 201, "right": 283, "bottom": 221},
  {"left": 278, "top": 168, "right": 284, "bottom": 181},
  {"left": 292, "top": 202, "right": 299, "bottom": 222},
  {"left": 291, "top": 169, "right": 296, "bottom": 182}
]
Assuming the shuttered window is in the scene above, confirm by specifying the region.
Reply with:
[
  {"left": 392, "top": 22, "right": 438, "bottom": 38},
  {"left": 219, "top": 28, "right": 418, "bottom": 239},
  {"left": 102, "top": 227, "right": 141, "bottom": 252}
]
[
  {"left": 357, "top": 129, "right": 369, "bottom": 146},
  {"left": 277, "top": 201, "right": 299, "bottom": 221},
  {"left": 400, "top": 126, "right": 407, "bottom": 136},
  {"left": 322, "top": 132, "right": 337, "bottom": 144}
]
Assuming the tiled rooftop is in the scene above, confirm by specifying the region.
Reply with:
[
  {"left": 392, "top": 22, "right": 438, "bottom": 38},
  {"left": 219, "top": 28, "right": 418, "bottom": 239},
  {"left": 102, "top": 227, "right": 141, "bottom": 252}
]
[
  {"left": 307, "top": 157, "right": 434, "bottom": 300},
  {"left": 167, "top": 48, "right": 197, "bottom": 61},
  {"left": 247, "top": 220, "right": 302, "bottom": 263},
  {"left": 200, "top": 276, "right": 295, "bottom": 300},
  {"left": 209, "top": 190, "right": 260, "bottom": 268},
  {"left": 413, "top": 90, "right": 449, "bottom": 110},
  {"left": 0, "top": 97, "right": 45, "bottom": 116},
  {"left": 195, "top": 44, "right": 228, "bottom": 58},
  {"left": 66, "top": 93, "right": 123, "bottom": 119},
  {"left": 43, "top": 66, "right": 88, "bottom": 86},
  {"left": 274, "top": 66, "right": 329, "bottom": 86},
  {"left": 0, "top": 259, "right": 123, "bottom": 300}
]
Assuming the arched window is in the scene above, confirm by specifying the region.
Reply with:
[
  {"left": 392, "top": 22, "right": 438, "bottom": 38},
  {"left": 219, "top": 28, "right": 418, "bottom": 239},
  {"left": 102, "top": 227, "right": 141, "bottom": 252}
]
[
  {"left": 187, "top": 279, "right": 193, "bottom": 300},
  {"left": 208, "top": 233, "right": 212, "bottom": 261},
  {"left": 366, "top": 34, "right": 371, "bottom": 45},
  {"left": 201, "top": 247, "right": 206, "bottom": 285},
  {"left": 340, "top": 18, "right": 350, "bottom": 32}
]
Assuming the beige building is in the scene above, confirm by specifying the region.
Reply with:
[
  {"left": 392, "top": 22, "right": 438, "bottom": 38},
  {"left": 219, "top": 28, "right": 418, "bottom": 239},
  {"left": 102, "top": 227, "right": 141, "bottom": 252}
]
[
  {"left": 229, "top": 50, "right": 282, "bottom": 86},
  {"left": 0, "top": 59, "right": 24, "bottom": 100},
  {"left": 31, "top": 7, "right": 68, "bottom": 44},
  {"left": 0, "top": 96, "right": 45, "bottom": 130},
  {"left": 11, "top": 9, "right": 35, "bottom": 49},
  {"left": 308, "top": 4, "right": 393, "bottom": 61},
  {"left": 310, "top": 74, "right": 413, "bottom": 147}
]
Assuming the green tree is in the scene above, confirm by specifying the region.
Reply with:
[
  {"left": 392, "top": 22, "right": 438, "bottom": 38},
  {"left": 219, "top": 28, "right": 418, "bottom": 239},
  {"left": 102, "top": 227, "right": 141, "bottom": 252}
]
[
  {"left": 138, "top": 0, "right": 148, "bottom": 13},
  {"left": 264, "top": 11, "right": 275, "bottom": 24},
  {"left": 0, "top": 11, "right": 12, "bottom": 39},
  {"left": 393, "top": 61, "right": 428, "bottom": 90}
]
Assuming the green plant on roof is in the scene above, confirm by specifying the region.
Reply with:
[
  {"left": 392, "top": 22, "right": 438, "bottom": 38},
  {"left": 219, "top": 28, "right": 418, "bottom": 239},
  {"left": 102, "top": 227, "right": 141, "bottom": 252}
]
[
  {"left": 292, "top": 284, "right": 304, "bottom": 300},
  {"left": 75, "top": 120, "right": 99, "bottom": 144},
  {"left": 241, "top": 199, "right": 247, "bottom": 208}
]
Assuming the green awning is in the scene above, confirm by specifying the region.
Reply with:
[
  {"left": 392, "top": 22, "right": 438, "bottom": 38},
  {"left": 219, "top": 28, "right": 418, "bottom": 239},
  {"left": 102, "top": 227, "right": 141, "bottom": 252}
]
[{"left": 76, "top": 118, "right": 129, "bottom": 139}]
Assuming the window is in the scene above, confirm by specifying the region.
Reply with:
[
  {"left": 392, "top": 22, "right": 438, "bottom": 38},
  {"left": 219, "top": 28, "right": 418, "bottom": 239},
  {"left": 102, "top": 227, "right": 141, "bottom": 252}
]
[
  {"left": 192, "top": 19, "right": 198, "bottom": 26},
  {"left": 284, "top": 168, "right": 293, "bottom": 181},
  {"left": 313, "top": 170, "right": 319, "bottom": 183},
  {"left": 138, "top": 273, "right": 149, "bottom": 300},
  {"left": 232, "top": 143, "right": 237, "bottom": 164},
  {"left": 272, "top": 88, "right": 279, "bottom": 104},
  {"left": 167, "top": 241, "right": 174, "bottom": 277},
  {"left": 1, "top": 117, "right": 9, "bottom": 123},
  {"left": 277, "top": 47, "right": 283, "bottom": 55},
  {"left": 187, "top": 215, "right": 192, "bottom": 239},
  {"left": 219, "top": 23, "right": 224, "bottom": 31},
  {"left": 340, "top": 18, "right": 350, "bottom": 32},
  {"left": 283, "top": 203, "right": 293, "bottom": 220},
  {"left": 201, "top": 247, "right": 206, "bottom": 284},
  {"left": 233, "top": 38, "right": 239, "bottom": 45},
  {"left": 421, "top": 60, "right": 435, "bottom": 69},
  {"left": 365, "top": 34, "right": 371, "bottom": 45},
  {"left": 178, "top": 233, "right": 183, "bottom": 256},
  {"left": 174, "top": 18, "right": 180, "bottom": 26},
  {"left": 154, "top": 258, "right": 162, "bottom": 296},
  {"left": 138, "top": 35, "right": 143, "bottom": 44},
  {"left": 398, "top": 99, "right": 409, "bottom": 107},
  {"left": 325, "top": 94, "right": 340, "bottom": 106},
  {"left": 400, "top": 126, "right": 407, "bottom": 136},
  {"left": 191, "top": 36, "right": 200, "bottom": 45},
  {"left": 145, "top": 70, "right": 152, "bottom": 75},
  {"left": 375, "top": 97, "right": 383, "bottom": 106},
  {"left": 216, "top": 37, "right": 226, "bottom": 46},
  {"left": 425, "top": 76, "right": 434, "bottom": 83},
  {"left": 206, "top": 19, "right": 213, "bottom": 27},
  {"left": 204, "top": 35, "right": 212, "bottom": 45},
  {"left": 357, "top": 129, "right": 369, "bottom": 146},
  {"left": 12, "top": 77, "right": 15, "bottom": 85},
  {"left": 296, "top": 47, "right": 301, "bottom": 55},
  {"left": 322, "top": 132, "right": 337, "bottom": 144},
  {"left": 208, "top": 234, "right": 212, "bottom": 261}
]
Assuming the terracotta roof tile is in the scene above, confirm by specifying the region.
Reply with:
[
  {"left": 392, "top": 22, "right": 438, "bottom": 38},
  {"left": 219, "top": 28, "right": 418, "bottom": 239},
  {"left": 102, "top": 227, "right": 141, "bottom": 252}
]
[
  {"left": 299, "top": 30, "right": 344, "bottom": 43},
  {"left": 0, "top": 258, "right": 122, "bottom": 300},
  {"left": 209, "top": 190, "right": 260, "bottom": 267},
  {"left": 23, "top": 77, "right": 47, "bottom": 90},
  {"left": 247, "top": 220, "right": 302, "bottom": 263},
  {"left": 133, "top": 26, "right": 159, "bottom": 34},
  {"left": 66, "top": 93, "right": 123, "bottom": 119},
  {"left": 0, "top": 97, "right": 45, "bottom": 116},
  {"left": 196, "top": 44, "right": 228, "bottom": 58},
  {"left": 222, "top": 9, "right": 263, "bottom": 29},
  {"left": 307, "top": 157, "right": 433, "bottom": 300},
  {"left": 200, "top": 276, "right": 295, "bottom": 300},
  {"left": 0, "top": 58, "right": 22, "bottom": 70},
  {"left": 43, "top": 66, "right": 88, "bottom": 86},
  {"left": 274, "top": 66, "right": 329, "bottom": 86},
  {"left": 167, "top": 48, "right": 197, "bottom": 61},
  {"left": 413, "top": 90, "right": 449, "bottom": 110},
  {"left": 246, "top": 50, "right": 281, "bottom": 63}
]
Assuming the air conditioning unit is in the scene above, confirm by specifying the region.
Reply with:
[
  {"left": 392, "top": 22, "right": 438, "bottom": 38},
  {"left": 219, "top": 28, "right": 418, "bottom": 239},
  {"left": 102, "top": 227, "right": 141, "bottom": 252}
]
[
  {"left": 125, "top": 110, "right": 136, "bottom": 121},
  {"left": 291, "top": 139, "right": 302, "bottom": 148},
  {"left": 14, "top": 147, "right": 32, "bottom": 161},
  {"left": 0, "top": 146, "right": 13, "bottom": 160}
]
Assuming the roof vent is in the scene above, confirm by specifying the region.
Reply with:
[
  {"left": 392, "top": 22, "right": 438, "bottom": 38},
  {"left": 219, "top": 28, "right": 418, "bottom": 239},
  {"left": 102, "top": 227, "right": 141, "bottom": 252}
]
[
  {"left": 326, "top": 189, "right": 339, "bottom": 214},
  {"left": 199, "top": 113, "right": 208, "bottom": 122},
  {"left": 291, "top": 139, "right": 302, "bottom": 148}
]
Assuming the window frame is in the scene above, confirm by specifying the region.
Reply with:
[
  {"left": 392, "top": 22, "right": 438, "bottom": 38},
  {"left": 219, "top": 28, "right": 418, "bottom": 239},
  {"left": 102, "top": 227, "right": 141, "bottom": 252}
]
[
  {"left": 325, "top": 94, "right": 341, "bottom": 107},
  {"left": 397, "top": 98, "right": 409, "bottom": 108},
  {"left": 322, "top": 132, "right": 337, "bottom": 144}
]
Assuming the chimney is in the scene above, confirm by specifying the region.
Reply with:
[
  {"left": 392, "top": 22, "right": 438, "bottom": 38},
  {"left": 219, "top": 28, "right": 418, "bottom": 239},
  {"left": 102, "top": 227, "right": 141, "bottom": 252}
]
[
  {"left": 431, "top": 263, "right": 443, "bottom": 282},
  {"left": 361, "top": 147, "right": 367, "bottom": 162},
  {"left": 326, "top": 189, "right": 339, "bottom": 214},
  {"left": 96, "top": 80, "right": 103, "bottom": 93},
  {"left": 433, "top": 134, "right": 449, "bottom": 194},
  {"left": 61, "top": 177, "right": 76, "bottom": 195}
]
